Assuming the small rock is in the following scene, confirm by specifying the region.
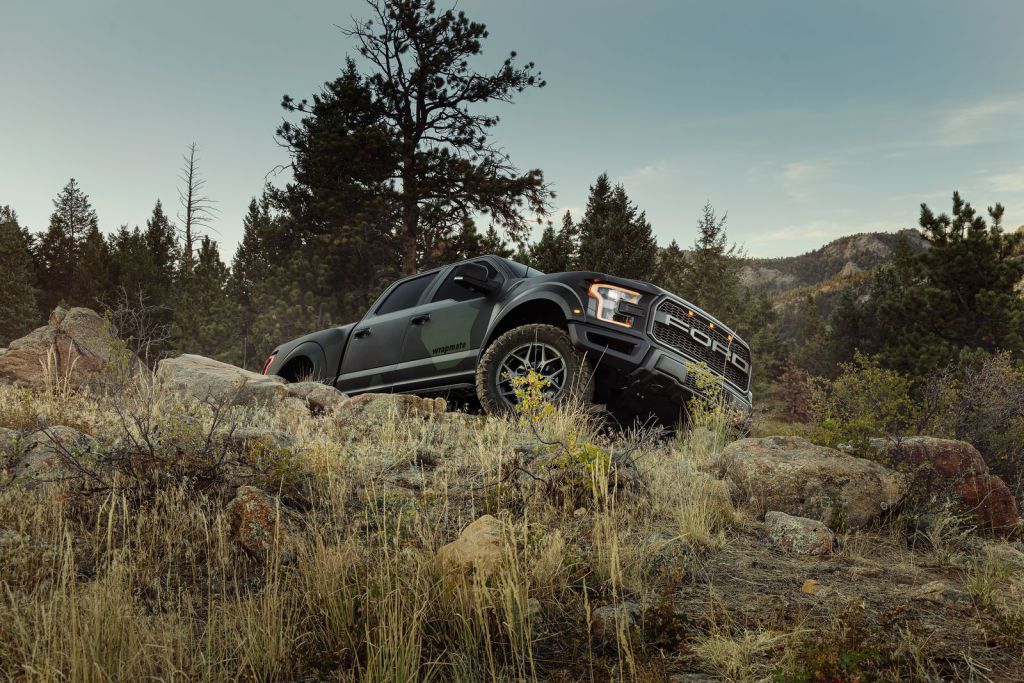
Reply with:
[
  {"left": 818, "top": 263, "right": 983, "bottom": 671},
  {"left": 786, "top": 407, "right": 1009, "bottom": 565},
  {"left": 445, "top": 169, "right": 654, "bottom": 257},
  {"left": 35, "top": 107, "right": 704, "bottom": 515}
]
[
  {"left": 0, "top": 427, "right": 18, "bottom": 454},
  {"left": 983, "top": 542, "right": 1024, "bottom": 569},
  {"left": 909, "top": 580, "right": 964, "bottom": 605},
  {"left": 437, "top": 515, "right": 504, "bottom": 579},
  {"left": 644, "top": 532, "right": 693, "bottom": 579},
  {"left": 591, "top": 602, "right": 642, "bottom": 645},
  {"left": 847, "top": 566, "right": 883, "bottom": 580},
  {"left": 284, "top": 381, "right": 348, "bottom": 413},
  {"left": 227, "top": 485, "right": 281, "bottom": 562},
  {"left": 765, "top": 511, "right": 835, "bottom": 556}
]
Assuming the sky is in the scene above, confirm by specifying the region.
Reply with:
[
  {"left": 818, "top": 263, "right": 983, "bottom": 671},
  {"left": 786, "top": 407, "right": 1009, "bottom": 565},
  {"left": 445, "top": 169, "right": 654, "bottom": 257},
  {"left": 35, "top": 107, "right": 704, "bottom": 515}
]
[{"left": 2, "top": 0, "right": 1023, "bottom": 259}]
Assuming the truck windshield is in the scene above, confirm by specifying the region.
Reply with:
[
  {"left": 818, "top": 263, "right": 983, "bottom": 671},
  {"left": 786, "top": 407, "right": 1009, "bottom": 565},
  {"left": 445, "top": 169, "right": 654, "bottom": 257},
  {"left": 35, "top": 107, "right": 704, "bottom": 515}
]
[{"left": 503, "top": 258, "right": 544, "bottom": 278}]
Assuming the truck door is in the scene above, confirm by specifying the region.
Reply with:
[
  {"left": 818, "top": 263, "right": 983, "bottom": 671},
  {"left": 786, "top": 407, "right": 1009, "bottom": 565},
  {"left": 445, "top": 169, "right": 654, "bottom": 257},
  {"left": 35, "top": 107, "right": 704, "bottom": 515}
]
[
  {"left": 393, "top": 260, "right": 503, "bottom": 390},
  {"left": 335, "top": 271, "right": 440, "bottom": 393}
]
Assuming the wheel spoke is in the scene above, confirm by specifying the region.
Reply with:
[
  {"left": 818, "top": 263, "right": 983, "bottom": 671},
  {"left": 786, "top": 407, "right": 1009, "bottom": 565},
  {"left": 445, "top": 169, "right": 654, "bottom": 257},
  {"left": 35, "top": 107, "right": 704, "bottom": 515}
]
[{"left": 495, "top": 341, "right": 569, "bottom": 407}]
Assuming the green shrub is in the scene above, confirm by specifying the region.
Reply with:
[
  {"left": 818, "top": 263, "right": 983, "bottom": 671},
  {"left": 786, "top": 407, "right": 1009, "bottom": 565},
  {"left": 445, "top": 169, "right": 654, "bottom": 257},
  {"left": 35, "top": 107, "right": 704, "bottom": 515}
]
[{"left": 809, "top": 352, "right": 917, "bottom": 450}]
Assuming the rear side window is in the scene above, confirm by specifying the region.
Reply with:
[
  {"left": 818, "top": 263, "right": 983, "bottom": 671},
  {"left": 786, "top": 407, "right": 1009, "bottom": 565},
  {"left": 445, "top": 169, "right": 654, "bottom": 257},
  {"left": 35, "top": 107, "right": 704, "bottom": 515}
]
[
  {"left": 432, "top": 261, "right": 504, "bottom": 303},
  {"left": 376, "top": 273, "right": 438, "bottom": 315}
]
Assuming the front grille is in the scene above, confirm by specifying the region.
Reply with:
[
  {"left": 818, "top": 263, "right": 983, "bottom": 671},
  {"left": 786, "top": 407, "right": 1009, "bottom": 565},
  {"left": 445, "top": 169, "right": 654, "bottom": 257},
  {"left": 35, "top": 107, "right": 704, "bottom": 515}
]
[{"left": 651, "top": 299, "right": 751, "bottom": 392}]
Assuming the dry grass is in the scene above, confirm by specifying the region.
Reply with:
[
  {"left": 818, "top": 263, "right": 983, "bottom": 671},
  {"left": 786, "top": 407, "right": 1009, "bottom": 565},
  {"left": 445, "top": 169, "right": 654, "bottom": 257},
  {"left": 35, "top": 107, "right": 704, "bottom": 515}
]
[{"left": 1, "top": 375, "right": 1022, "bottom": 681}]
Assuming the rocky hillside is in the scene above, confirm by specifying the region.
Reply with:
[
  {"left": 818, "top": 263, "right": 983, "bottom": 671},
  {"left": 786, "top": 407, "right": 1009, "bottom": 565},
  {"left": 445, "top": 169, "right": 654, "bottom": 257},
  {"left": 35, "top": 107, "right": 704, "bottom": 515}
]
[
  {"left": 1, "top": 310, "right": 1023, "bottom": 681},
  {"left": 741, "top": 229, "right": 928, "bottom": 297}
]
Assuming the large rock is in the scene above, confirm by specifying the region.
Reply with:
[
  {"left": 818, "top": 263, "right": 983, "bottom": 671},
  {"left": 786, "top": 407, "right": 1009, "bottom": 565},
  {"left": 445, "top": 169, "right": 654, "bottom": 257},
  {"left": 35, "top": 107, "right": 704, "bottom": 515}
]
[
  {"left": 8, "top": 426, "right": 94, "bottom": 487},
  {"left": 765, "top": 511, "right": 835, "bottom": 556},
  {"left": 719, "top": 436, "right": 905, "bottom": 530},
  {"left": 868, "top": 437, "right": 1021, "bottom": 534},
  {"left": 156, "top": 355, "right": 348, "bottom": 413},
  {"left": 0, "top": 307, "right": 134, "bottom": 390},
  {"left": 437, "top": 514, "right": 504, "bottom": 579},
  {"left": 157, "top": 354, "right": 290, "bottom": 405}
]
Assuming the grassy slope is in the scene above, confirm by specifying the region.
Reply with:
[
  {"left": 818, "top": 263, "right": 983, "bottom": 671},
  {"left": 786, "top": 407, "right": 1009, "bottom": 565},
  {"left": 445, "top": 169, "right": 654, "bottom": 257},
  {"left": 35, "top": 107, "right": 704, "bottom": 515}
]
[{"left": 0, "top": 380, "right": 1022, "bottom": 682}]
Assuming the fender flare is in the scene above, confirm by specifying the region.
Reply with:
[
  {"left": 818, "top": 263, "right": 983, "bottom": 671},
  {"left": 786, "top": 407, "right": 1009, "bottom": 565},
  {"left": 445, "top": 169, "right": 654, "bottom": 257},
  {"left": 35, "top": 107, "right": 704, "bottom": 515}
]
[
  {"left": 481, "top": 283, "right": 585, "bottom": 353},
  {"left": 279, "top": 341, "right": 328, "bottom": 381}
]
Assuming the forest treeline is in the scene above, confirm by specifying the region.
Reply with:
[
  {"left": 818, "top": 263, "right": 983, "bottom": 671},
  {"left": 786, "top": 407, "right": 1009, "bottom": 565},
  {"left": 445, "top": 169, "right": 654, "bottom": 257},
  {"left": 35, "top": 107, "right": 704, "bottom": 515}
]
[{"left": 1, "top": 0, "right": 1022, "bottom": 400}]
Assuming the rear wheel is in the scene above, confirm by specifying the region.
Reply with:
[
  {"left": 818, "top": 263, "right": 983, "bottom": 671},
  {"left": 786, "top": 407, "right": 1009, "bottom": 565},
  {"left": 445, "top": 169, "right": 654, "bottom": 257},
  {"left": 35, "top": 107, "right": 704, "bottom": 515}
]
[{"left": 476, "top": 324, "right": 594, "bottom": 415}]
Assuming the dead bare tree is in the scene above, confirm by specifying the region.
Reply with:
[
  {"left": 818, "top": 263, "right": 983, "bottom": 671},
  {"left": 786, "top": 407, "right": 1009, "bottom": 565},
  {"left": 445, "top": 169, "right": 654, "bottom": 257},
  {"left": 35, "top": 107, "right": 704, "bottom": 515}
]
[{"left": 177, "top": 143, "right": 217, "bottom": 274}]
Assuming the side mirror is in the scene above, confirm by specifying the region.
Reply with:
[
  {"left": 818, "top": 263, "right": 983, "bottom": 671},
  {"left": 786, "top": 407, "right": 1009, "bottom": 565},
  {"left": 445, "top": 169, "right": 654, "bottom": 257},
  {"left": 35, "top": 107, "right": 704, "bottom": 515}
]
[{"left": 453, "top": 262, "right": 497, "bottom": 294}]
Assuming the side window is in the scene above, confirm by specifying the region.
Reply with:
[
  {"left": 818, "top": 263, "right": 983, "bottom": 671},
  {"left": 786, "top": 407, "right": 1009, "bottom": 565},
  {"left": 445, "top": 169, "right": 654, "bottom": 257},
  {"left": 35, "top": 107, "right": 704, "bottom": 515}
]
[
  {"left": 432, "top": 261, "right": 504, "bottom": 303},
  {"left": 376, "top": 273, "right": 438, "bottom": 315}
]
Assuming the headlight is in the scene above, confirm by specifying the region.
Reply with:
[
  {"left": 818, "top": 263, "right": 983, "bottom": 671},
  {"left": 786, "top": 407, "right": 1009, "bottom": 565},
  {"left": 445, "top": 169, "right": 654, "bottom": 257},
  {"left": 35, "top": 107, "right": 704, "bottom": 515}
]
[{"left": 587, "top": 283, "right": 642, "bottom": 328}]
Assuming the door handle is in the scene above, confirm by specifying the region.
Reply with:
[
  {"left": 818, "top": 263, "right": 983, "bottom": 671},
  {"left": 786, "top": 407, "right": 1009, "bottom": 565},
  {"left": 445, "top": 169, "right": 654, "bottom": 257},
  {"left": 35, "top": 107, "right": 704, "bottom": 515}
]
[
  {"left": 353, "top": 328, "right": 371, "bottom": 339},
  {"left": 411, "top": 314, "right": 430, "bottom": 326}
]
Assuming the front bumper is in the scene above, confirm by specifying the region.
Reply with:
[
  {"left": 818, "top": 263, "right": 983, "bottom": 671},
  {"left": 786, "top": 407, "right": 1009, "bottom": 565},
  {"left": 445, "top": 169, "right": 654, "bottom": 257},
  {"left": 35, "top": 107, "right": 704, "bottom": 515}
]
[{"left": 567, "top": 320, "right": 753, "bottom": 413}]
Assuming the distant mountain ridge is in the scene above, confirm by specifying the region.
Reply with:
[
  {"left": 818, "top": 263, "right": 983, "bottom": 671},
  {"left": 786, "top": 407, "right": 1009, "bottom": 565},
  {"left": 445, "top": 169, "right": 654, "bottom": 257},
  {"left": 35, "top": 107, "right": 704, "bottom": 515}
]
[{"left": 740, "top": 229, "right": 928, "bottom": 296}]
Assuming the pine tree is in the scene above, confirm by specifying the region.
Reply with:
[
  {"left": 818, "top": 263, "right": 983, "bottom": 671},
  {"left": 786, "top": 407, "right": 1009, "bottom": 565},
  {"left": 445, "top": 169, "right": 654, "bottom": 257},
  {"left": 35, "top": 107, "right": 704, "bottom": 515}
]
[
  {"left": 71, "top": 224, "right": 112, "bottom": 307},
  {"left": 576, "top": 174, "right": 658, "bottom": 279},
  {"left": 676, "top": 202, "right": 745, "bottom": 321},
  {"left": 37, "top": 178, "right": 98, "bottom": 311},
  {"left": 859, "top": 193, "right": 1024, "bottom": 376},
  {"left": 109, "top": 225, "right": 154, "bottom": 300},
  {"left": 176, "top": 237, "right": 232, "bottom": 359},
  {"left": 0, "top": 206, "right": 39, "bottom": 344},
  {"left": 655, "top": 239, "right": 688, "bottom": 292},
  {"left": 226, "top": 195, "right": 277, "bottom": 368},
  {"left": 279, "top": 0, "right": 550, "bottom": 274},
  {"left": 529, "top": 211, "right": 577, "bottom": 273},
  {"left": 145, "top": 200, "right": 179, "bottom": 298}
]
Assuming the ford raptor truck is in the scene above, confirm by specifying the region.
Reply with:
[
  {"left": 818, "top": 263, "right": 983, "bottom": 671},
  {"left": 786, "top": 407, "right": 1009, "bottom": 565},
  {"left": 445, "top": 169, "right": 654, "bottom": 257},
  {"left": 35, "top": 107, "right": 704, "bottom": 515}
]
[{"left": 261, "top": 255, "right": 753, "bottom": 422}]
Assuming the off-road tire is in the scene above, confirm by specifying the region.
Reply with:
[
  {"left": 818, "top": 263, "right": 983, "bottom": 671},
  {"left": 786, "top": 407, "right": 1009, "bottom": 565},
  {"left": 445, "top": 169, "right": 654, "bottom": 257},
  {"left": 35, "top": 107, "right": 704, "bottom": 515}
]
[{"left": 476, "top": 324, "right": 594, "bottom": 415}]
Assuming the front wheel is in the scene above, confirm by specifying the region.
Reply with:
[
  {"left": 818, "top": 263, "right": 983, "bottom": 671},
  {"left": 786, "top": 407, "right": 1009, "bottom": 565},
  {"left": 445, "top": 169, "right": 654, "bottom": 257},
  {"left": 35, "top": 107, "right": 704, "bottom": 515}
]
[{"left": 475, "top": 324, "right": 594, "bottom": 415}]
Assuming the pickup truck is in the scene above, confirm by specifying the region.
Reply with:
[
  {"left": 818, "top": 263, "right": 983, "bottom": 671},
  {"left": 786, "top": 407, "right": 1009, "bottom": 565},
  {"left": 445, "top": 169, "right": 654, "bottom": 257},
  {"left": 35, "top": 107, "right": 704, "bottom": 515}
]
[{"left": 261, "top": 255, "right": 753, "bottom": 421}]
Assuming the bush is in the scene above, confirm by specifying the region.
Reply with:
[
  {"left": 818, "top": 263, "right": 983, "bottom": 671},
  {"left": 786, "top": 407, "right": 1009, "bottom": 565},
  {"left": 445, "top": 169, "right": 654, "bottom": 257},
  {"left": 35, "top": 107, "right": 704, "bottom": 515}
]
[
  {"left": 809, "top": 352, "right": 917, "bottom": 450},
  {"left": 919, "top": 351, "right": 1024, "bottom": 492}
]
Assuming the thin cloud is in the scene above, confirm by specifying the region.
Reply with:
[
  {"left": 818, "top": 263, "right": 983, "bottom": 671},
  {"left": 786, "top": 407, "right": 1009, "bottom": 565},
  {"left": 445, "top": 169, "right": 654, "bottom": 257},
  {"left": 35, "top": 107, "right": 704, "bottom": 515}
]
[
  {"left": 781, "top": 161, "right": 827, "bottom": 202},
  {"left": 985, "top": 166, "right": 1024, "bottom": 193},
  {"left": 752, "top": 219, "right": 897, "bottom": 245},
  {"left": 937, "top": 98, "right": 1024, "bottom": 146}
]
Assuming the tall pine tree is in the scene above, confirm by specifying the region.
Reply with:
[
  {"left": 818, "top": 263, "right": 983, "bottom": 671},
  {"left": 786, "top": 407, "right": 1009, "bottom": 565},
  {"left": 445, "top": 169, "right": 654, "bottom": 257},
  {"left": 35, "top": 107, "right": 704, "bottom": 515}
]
[
  {"left": 0, "top": 206, "right": 39, "bottom": 344},
  {"left": 575, "top": 173, "right": 658, "bottom": 279},
  {"left": 176, "top": 236, "right": 232, "bottom": 360},
  {"left": 37, "top": 178, "right": 98, "bottom": 311}
]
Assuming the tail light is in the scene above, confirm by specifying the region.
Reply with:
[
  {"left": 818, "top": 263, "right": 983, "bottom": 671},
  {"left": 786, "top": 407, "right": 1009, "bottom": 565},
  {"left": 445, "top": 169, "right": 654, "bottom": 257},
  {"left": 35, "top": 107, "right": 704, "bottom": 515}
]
[{"left": 261, "top": 354, "right": 276, "bottom": 375}]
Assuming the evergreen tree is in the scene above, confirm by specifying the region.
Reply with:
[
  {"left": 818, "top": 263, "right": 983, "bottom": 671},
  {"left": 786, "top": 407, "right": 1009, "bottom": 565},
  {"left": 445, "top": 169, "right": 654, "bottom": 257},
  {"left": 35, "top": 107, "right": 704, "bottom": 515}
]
[
  {"left": 278, "top": 0, "right": 550, "bottom": 274},
  {"left": 675, "top": 202, "right": 745, "bottom": 321},
  {"left": 0, "top": 206, "right": 39, "bottom": 343},
  {"left": 479, "top": 225, "right": 515, "bottom": 259},
  {"left": 176, "top": 237, "right": 233, "bottom": 359},
  {"left": 654, "top": 240, "right": 687, "bottom": 292},
  {"left": 71, "top": 224, "right": 112, "bottom": 307},
  {"left": 108, "top": 225, "right": 154, "bottom": 299},
  {"left": 860, "top": 193, "right": 1024, "bottom": 376},
  {"left": 529, "top": 211, "right": 577, "bottom": 273},
  {"left": 145, "top": 200, "right": 180, "bottom": 299},
  {"left": 36, "top": 178, "right": 98, "bottom": 311},
  {"left": 575, "top": 174, "right": 658, "bottom": 279},
  {"left": 227, "top": 195, "right": 278, "bottom": 368}
]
